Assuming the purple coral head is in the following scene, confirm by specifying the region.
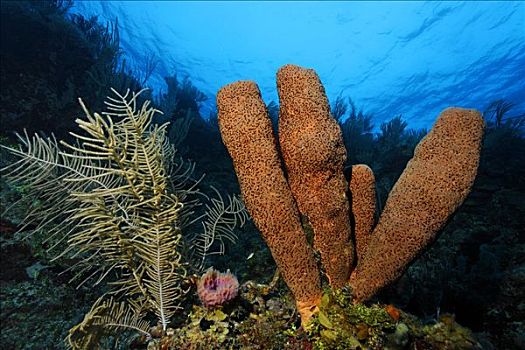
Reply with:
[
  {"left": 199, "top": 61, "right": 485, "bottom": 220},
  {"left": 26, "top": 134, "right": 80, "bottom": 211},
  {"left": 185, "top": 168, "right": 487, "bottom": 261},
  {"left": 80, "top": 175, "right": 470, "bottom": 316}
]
[{"left": 197, "top": 267, "right": 239, "bottom": 308}]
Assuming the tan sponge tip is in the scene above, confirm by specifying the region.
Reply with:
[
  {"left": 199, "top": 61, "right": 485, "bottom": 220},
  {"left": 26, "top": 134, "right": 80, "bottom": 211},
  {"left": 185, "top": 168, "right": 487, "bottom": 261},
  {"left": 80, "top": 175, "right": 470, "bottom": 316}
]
[
  {"left": 216, "top": 80, "right": 322, "bottom": 319},
  {"left": 349, "top": 164, "right": 376, "bottom": 263},
  {"left": 350, "top": 108, "right": 485, "bottom": 303}
]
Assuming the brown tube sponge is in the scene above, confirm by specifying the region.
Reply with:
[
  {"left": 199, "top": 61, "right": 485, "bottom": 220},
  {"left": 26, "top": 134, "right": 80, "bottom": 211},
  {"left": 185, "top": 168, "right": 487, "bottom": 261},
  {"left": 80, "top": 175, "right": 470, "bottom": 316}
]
[
  {"left": 349, "top": 164, "right": 376, "bottom": 263},
  {"left": 350, "top": 108, "right": 485, "bottom": 303},
  {"left": 216, "top": 81, "right": 322, "bottom": 322},
  {"left": 277, "top": 64, "right": 354, "bottom": 288}
]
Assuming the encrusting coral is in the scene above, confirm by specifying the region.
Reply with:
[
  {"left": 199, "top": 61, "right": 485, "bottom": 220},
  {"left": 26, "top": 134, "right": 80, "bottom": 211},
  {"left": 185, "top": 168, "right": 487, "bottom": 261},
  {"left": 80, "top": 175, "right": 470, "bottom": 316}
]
[
  {"left": 277, "top": 64, "right": 354, "bottom": 288},
  {"left": 349, "top": 107, "right": 485, "bottom": 303},
  {"left": 216, "top": 81, "right": 323, "bottom": 322},
  {"left": 348, "top": 164, "right": 376, "bottom": 262},
  {"left": 217, "top": 64, "right": 484, "bottom": 325}
]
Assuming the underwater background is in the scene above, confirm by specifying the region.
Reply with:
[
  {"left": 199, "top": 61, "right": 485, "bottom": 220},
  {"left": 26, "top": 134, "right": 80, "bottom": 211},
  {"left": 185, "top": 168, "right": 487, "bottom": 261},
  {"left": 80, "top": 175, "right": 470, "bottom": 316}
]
[{"left": 0, "top": 1, "right": 524, "bottom": 349}]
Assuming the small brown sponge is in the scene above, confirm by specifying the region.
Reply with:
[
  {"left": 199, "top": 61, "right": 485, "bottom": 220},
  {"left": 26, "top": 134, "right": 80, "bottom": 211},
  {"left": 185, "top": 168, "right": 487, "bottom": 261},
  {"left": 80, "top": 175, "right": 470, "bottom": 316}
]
[
  {"left": 350, "top": 108, "right": 484, "bottom": 302},
  {"left": 349, "top": 164, "right": 376, "bottom": 263},
  {"left": 216, "top": 81, "right": 322, "bottom": 321},
  {"left": 277, "top": 64, "right": 354, "bottom": 288}
]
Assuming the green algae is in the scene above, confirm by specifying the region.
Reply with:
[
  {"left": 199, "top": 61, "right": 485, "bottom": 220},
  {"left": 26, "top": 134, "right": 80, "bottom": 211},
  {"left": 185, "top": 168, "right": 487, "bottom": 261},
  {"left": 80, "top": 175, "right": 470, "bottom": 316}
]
[{"left": 308, "top": 288, "right": 481, "bottom": 350}]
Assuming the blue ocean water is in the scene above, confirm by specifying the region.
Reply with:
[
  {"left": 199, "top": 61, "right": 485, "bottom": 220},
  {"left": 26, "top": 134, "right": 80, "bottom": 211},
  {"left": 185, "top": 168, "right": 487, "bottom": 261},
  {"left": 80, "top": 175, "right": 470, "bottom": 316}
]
[{"left": 73, "top": 1, "right": 525, "bottom": 130}]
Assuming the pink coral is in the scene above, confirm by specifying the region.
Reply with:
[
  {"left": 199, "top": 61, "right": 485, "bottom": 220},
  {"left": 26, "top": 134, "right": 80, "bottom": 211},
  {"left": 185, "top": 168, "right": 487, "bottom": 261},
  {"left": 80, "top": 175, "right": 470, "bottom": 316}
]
[{"left": 197, "top": 267, "right": 239, "bottom": 308}]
